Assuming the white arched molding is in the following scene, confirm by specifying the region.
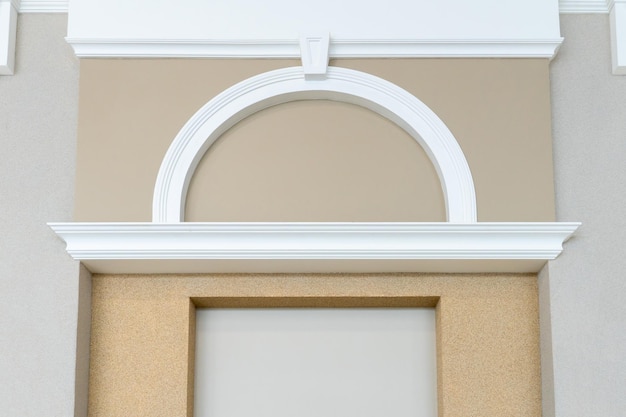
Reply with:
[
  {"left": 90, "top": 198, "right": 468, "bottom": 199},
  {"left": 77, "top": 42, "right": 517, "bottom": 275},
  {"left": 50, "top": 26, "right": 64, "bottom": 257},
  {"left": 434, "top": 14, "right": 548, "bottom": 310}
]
[{"left": 152, "top": 66, "right": 477, "bottom": 223}]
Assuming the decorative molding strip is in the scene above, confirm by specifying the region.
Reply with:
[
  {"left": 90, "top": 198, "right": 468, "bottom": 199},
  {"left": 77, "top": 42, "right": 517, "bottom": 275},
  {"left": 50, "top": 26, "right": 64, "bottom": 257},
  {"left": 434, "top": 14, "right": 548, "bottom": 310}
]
[
  {"left": 0, "top": 0, "right": 17, "bottom": 75},
  {"left": 65, "top": 38, "right": 564, "bottom": 59},
  {"left": 19, "top": 0, "right": 67, "bottom": 13},
  {"left": 152, "top": 66, "right": 477, "bottom": 223},
  {"left": 11, "top": 2, "right": 616, "bottom": 17},
  {"left": 610, "top": 0, "right": 626, "bottom": 74},
  {"left": 559, "top": 0, "right": 610, "bottom": 13},
  {"left": 49, "top": 222, "right": 581, "bottom": 274},
  {"left": 560, "top": 0, "right": 626, "bottom": 75}
]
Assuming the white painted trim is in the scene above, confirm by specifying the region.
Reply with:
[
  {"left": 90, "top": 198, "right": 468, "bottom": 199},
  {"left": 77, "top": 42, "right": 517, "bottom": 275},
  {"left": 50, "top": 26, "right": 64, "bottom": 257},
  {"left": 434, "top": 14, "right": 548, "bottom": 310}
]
[
  {"left": 64, "top": 38, "right": 564, "bottom": 59},
  {"left": 48, "top": 222, "right": 581, "bottom": 274},
  {"left": 0, "top": 0, "right": 17, "bottom": 75},
  {"left": 19, "top": 1, "right": 67, "bottom": 13},
  {"left": 559, "top": 0, "right": 610, "bottom": 13},
  {"left": 153, "top": 66, "right": 477, "bottom": 224},
  {"left": 610, "top": 0, "right": 626, "bottom": 74},
  {"left": 559, "top": 0, "right": 626, "bottom": 75},
  {"left": 299, "top": 33, "right": 330, "bottom": 77}
]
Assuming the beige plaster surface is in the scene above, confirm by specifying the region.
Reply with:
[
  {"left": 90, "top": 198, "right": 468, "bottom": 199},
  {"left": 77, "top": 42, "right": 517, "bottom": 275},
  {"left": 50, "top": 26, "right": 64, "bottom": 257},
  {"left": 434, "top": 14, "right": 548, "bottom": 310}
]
[
  {"left": 89, "top": 274, "right": 541, "bottom": 417},
  {"left": 75, "top": 58, "right": 555, "bottom": 222},
  {"left": 187, "top": 100, "right": 444, "bottom": 221}
]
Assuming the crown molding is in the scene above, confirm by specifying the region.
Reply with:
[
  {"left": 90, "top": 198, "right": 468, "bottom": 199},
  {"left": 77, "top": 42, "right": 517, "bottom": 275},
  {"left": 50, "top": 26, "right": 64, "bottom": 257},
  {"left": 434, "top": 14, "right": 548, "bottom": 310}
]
[
  {"left": 4, "top": 0, "right": 20, "bottom": 10},
  {"left": 65, "top": 38, "right": 564, "bottom": 59},
  {"left": 0, "top": 0, "right": 17, "bottom": 75},
  {"left": 49, "top": 222, "right": 581, "bottom": 274},
  {"left": 12, "top": 2, "right": 616, "bottom": 15},
  {"left": 559, "top": 0, "right": 610, "bottom": 13},
  {"left": 10, "top": 2, "right": 619, "bottom": 15},
  {"left": 18, "top": 0, "right": 67, "bottom": 12}
]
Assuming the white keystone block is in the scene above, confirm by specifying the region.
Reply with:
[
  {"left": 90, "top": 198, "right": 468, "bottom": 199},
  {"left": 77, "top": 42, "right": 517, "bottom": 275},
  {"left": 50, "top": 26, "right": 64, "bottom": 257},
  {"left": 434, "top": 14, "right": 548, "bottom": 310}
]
[{"left": 299, "top": 33, "right": 330, "bottom": 77}]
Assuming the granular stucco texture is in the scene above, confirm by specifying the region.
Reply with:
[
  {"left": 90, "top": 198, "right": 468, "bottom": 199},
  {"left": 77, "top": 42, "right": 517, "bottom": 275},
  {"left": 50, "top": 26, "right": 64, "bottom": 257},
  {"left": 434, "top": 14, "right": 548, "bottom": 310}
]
[{"left": 89, "top": 273, "right": 541, "bottom": 417}]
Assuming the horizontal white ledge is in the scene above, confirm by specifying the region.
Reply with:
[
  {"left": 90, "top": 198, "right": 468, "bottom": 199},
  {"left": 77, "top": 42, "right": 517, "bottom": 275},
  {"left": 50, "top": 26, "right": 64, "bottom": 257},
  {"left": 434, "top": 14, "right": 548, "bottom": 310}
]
[
  {"left": 559, "top": 0, "right": 610, "bottom": 13},
  {"left": 49, "top": 222, "right": 580, "bottom": 274},
  {"left": 16, "top": 4, "right": 614, "bottom": 15},
  {"left": 18, "top": 1, "right": 67, "bottom": 12},
  {"left": 65, "top": 38, "right": 564, "bottom": 59}
]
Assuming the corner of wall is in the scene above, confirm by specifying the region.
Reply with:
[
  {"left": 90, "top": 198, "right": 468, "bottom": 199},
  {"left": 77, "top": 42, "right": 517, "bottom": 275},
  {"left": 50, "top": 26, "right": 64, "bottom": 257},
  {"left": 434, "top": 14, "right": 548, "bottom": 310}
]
[
  {"left": 538, "top": 263, "right": 555, "bottom": 417},
  {"left": 74, "top": 263, "right": 92, "bottom": 417}
]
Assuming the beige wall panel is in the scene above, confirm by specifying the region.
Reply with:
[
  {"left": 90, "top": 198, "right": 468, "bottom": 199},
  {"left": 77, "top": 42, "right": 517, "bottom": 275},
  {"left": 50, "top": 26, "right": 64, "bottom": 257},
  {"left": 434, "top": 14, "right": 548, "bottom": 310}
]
[
  {"left": 75, "top": 59, "right": 298, "bottom": 222},
  {"left": 89, "top": 274, "right": 541, "bottom": 417},
  {"left": 76, "top": 59, "right": 554, "bottom": 222},
  {"left": 338, "top": 59, "right": 555, "bottom": 223},
  {"left": 187, "top": 100, "right": 444, "bottom": 221}
]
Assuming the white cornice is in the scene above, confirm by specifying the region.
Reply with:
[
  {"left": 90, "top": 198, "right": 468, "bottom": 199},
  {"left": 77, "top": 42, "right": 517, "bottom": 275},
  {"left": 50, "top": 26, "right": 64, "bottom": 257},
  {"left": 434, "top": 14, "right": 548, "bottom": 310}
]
[
  {"left": 65, "top": 38, "right": 564, "bottom": 59},
  {"left": 49, "top": 222, "right": 580, "bottom": 274},
  {"left": 6, "top": 0, "right": 20, "bottom": 11},
  {"left": 18, "top": 1, "right": 67, "bottom": 12},
  {"left": 9, "top": 2, "right": 615, "bottom": 15},
  {"left": 559, "top": 0, "right": 610, "bottom": 13}
]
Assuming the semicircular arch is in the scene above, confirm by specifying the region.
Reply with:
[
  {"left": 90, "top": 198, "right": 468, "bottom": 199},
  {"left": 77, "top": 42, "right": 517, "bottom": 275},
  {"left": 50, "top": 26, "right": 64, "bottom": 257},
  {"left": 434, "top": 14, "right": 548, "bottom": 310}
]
[{"left": 152, "top": 66, "right": 477, "bottom": 223}]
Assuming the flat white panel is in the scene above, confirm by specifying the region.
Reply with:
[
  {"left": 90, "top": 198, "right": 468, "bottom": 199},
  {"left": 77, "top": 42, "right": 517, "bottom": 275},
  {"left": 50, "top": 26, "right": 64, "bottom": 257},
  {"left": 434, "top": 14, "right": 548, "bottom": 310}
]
[
  {"left": 67, "top": 0, "right": 561, "bottom": 42},
  {"left": 195, "top": 308, "right": 437, "bottom": 417},
  {"left": 610, "top": 1, "right": 626, "bottom": 74},
  {"left": 0, "top": 1, "right": 17, "bottom": 75}
]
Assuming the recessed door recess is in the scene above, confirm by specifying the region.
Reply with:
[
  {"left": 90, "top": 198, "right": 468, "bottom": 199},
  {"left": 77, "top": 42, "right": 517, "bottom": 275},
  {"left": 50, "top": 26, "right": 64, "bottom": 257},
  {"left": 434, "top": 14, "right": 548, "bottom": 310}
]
[{"left": 195, "top": 308, "right": 437, "bottom": 417}]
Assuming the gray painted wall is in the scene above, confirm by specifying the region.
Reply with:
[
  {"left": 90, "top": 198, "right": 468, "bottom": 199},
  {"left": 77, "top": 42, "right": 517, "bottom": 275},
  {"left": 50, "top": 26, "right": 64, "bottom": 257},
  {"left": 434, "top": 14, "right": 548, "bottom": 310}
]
[
  {"left": 548, "top": 13, "right": 626, "bottom": 417},
  {"left": 0, "top": 14, "right": 88, "bottom": 416}
]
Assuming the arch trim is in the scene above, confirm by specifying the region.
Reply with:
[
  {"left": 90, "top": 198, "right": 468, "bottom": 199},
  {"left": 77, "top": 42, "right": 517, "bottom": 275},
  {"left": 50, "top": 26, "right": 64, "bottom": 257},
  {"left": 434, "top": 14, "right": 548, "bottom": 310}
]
[{"left": 152, "top": 66, "right": 477, "bottom": 223}]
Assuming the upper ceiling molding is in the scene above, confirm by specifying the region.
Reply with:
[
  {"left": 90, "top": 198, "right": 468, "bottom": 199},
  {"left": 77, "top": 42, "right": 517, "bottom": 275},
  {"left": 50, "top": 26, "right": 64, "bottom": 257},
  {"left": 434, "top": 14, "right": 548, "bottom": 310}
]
[
  {"left": 18, "top": 0, "right": 66, "bottom": 12},
  {"left": 64, "top": 0, "right": 563, "bottom": 59},
  {"left": 15, "top": 1, "right": 619, "bottom": 15},
  {"left": 66, "top": 38, "right": 564, "bottom": 59},
  {"left": 559, "top": 0, "right": 610, "bottom": 13}
]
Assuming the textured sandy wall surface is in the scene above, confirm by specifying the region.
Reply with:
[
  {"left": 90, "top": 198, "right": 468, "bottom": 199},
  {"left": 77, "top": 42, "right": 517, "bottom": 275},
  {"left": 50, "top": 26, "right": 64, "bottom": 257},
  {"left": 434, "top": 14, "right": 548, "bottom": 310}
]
[{"left": 89, "top": 273, "right": 541, "bottom": 417}]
